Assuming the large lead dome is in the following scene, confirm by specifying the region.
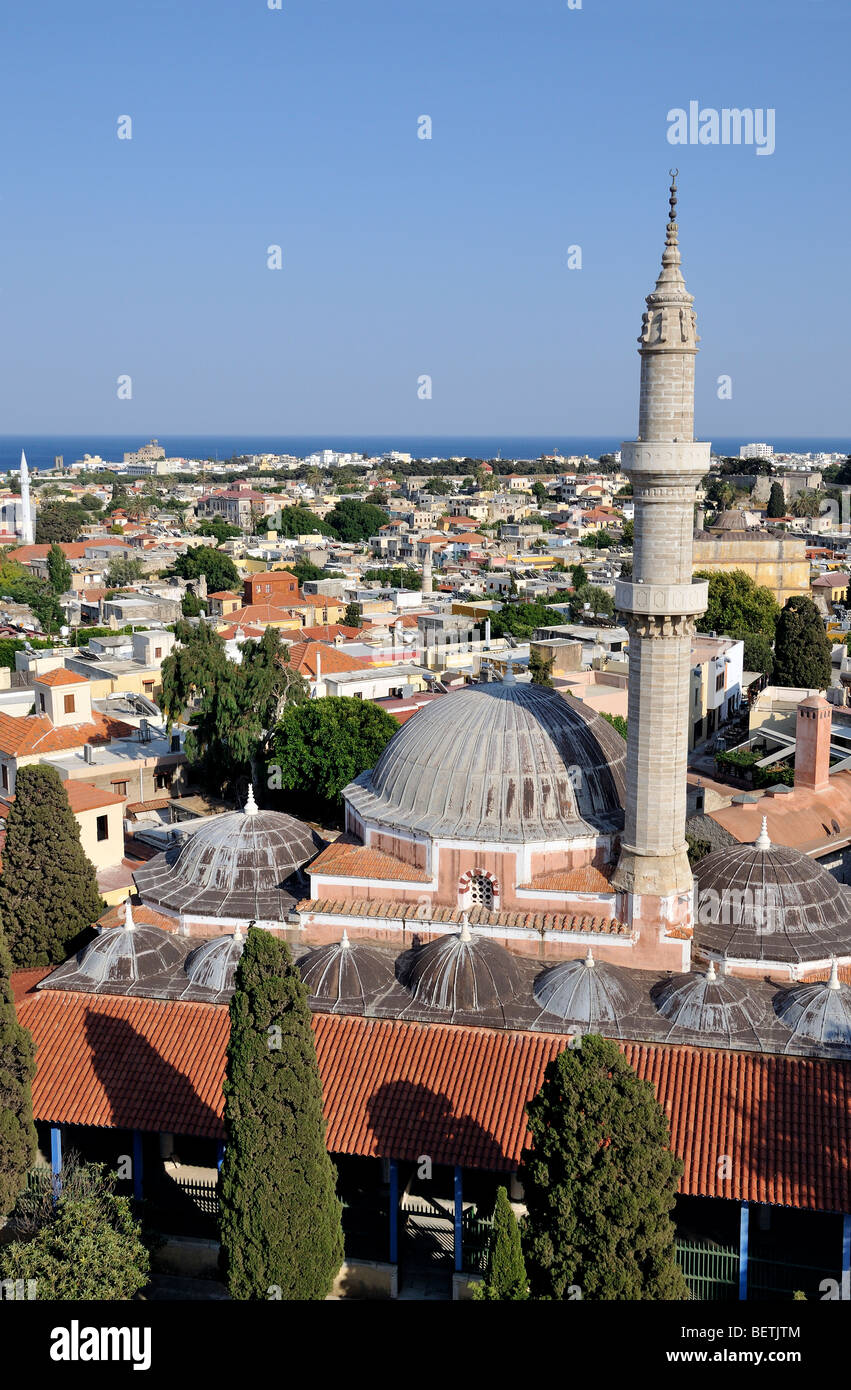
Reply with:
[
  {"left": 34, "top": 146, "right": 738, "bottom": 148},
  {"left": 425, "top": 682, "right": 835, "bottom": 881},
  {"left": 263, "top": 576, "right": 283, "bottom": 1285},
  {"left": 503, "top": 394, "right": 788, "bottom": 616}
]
[
  {"left": 134, "top": 789, "right": 323, "bottom": 921},
  {"left": 344, "top": 680, "right": 625, "bottom": 841}
]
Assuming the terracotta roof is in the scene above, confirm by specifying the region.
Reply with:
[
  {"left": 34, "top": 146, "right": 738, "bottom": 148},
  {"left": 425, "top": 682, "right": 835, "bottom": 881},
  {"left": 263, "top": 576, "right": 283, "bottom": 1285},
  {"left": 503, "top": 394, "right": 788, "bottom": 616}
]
[
  {"left": 0, "top": 711, "right": 135, "bottom": 757},
  {"left": 521, "top": 864, "right": 613, "bottom": 893},
  {"left": 284, "top": 642, "right": 364, "bottom": 678},
  {"left": 0, "top": 783, "right": 120, "bottom": 815},
  {"left": 299, "top": 625, "right": 362, "bottom": 642},
  {"left": 709, "top": 770, "right": 851, "bottom": 856},
  {"left": 14, "top": 990, "right": 851, "bottom": 1209},
  {"left": 217, "top": 624, "right": 266, "bottom": 641},
  {"left": 221, "top": 605, "right": 303, "bottom": 627},
  {"left": 5, "top": 544, "right": 88, "bottom": 562},
  {"left": 96, "top": 901, "right": 176, "bottom": 932},
  {"left": 207, "top": 590, "right": 240, "bottom": 600},
  {"left": 125, "top": 796, "right": 172, "bottom": 815},
  {"left": 34, "top": 669, "right": 89, "bottom": 688},
  {"left": 309, "top": 838, "right": 431, "bottom": 883},
  {"left": 297, "top": 898, "right": 627, "bottom": 936}
]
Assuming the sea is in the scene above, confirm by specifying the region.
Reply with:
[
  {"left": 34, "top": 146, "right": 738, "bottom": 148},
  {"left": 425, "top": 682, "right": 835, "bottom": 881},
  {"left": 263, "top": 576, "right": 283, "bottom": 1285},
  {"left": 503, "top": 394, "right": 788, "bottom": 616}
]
[{"left": 0, "top": 435, "right": 847, "bottom": 474}]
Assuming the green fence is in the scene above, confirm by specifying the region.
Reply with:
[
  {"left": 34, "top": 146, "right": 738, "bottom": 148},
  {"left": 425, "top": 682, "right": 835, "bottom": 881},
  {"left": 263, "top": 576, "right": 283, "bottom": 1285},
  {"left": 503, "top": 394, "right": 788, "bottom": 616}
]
[{"left": 675, "top": 1238, "right": 739, "bottom": 1300}]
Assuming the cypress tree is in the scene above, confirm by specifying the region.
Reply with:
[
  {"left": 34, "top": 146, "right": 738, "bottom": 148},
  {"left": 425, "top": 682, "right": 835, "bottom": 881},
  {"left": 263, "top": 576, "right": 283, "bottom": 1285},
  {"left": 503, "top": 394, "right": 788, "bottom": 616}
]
[
  {"left": 766, "top": 481, "right": 785, "bottom": 519},
  {"left": 773, "top": 595, "right": 832, "bottom": 691},
  {"left": 0, "top": 921, "right": 37, "bottom": 1214},
  {"left": 482, "top": 1186, "right": 527, "bottom": 1300},
  {"left": 219, "top": 928, "right": 343, "bottom": 1300},
  {"left": 0, "top": 765, "right": 104, "bottom": 968},
  {"left": 519, "top": 1034, "right": 688, "bottom": 1300},
  {"left": 46, "top": 544, "right": 72, "bottom": 596}
]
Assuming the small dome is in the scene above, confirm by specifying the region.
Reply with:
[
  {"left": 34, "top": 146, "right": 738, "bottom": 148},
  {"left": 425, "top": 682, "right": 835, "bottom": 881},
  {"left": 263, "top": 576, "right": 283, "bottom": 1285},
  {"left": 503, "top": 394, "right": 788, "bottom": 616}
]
[
  {"left": 133, "top": 788, "right": 322, "bottom": 921},
  {"left": 299, "top": 932, "right": 393, "bottom": 1007},
  {"left": 774, "top": 962, "right": 851, "bottom": 1046},
  {"left": 653, "top": 961, "right": 764, "bottom": 1038},
  {"left": 344, "top": 679, "right": 625, "bottom": 843},
  {"left": 694, "top": 820, "right": 851, "bottom": 965},
  {"left": 78, "top": 900, "right": 184, "bottom": 987},
  {"left": 184, "top": 930, "right": 245, "bottom": 995},
  {"left": 533, "top": 949, "right": 641, "bottom": 1034},
  {"left": 403, "top": 919, "right": 522, "bottom": 1012}
]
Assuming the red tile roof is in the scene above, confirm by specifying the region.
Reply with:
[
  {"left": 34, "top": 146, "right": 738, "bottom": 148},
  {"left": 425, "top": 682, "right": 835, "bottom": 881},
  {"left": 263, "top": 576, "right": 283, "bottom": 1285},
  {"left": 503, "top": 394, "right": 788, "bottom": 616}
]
[
  {"left": 521, "top": 865, "right": 613, "bottom": 893},
  {"left": 309, "top": 838, "right": 431, "bottom": 883},
  {"left": 34, "top": 669, "right": 89, "bottom": 687},
  {"left": 0, "top": 711, "right": 135, "bottom": 757},
  {"left": 13, "top": 991, "right": 851, "bottom": 1210},
  {"left": 298, "top": 898, "right": 627, "bottom": 935},
  {"left": 284, "top": 642, "right": 364, "bottom": 678}
]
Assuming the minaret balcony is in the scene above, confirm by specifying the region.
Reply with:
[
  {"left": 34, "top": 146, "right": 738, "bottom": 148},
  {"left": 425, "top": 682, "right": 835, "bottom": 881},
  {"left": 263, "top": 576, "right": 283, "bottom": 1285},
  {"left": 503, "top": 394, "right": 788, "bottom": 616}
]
[
  {"left": 621, "top": 439, "right": 710, "bottom": 479},
  {"left": 615, "top": 578, "right": 708, "bottom": 619}
]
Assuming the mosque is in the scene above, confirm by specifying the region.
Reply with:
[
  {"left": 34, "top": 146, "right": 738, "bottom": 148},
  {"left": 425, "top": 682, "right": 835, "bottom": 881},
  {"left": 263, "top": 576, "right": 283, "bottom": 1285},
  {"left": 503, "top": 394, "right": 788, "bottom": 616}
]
[{"left": 12, "top": 178, "right": 851, "bottom": 1299}]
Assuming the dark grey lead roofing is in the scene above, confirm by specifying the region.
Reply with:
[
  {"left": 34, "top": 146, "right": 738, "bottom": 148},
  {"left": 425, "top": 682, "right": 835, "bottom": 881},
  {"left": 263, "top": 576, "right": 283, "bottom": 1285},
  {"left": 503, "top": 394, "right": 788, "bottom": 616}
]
[
  {"left": 183, "top": 931, "right": 245, "bottom": 995},
  {"left": 343, "top": 678, "right": 625, "bottom": 843},
  {"left": 694, "top": 823, "right": 851, "bottom": 964},
  {"left": 133, "top": 796, "right": 323, "bottom": 920},
  {"left": 652, "top": 961, "right": 768, "bottom": 1044},
  {"left": 299, "top": 931, "right": 395, "bottom": 1008},
  {"left": 401, "top": 920, "right": 523, "bottom": 1013},
  {"left": 76, "top": 901, "right": 185, "bottom": 987},
  {"left": 774, "top": 964, "right": 851, "bottom": 1048},
  {"left": 533, "top": 950, "right": 644, "bottom": 1036}
]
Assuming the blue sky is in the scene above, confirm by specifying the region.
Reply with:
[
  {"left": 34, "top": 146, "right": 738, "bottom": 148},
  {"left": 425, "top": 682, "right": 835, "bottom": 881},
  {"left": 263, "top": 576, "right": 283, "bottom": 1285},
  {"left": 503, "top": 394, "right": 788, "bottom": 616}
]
[{"left": 1, "top": 0, "right": 848, "bottom": 438}]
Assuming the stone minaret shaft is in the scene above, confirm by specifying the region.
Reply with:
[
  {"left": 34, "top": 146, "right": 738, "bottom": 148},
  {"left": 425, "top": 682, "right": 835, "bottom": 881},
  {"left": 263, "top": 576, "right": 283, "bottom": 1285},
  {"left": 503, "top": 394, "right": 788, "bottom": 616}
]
[
  {"left": 19, "top": 449, "right": 34, "bottom": 546},
  {"left": 611, "top": 175, "right": 709, "bottom": 900}
]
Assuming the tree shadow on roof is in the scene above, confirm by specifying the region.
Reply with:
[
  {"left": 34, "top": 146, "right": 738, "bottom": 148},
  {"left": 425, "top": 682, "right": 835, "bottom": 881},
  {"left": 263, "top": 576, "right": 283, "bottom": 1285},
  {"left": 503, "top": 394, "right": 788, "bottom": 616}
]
[{"left": 366, "top": 1079, "right": 510, "bottom": 1172}]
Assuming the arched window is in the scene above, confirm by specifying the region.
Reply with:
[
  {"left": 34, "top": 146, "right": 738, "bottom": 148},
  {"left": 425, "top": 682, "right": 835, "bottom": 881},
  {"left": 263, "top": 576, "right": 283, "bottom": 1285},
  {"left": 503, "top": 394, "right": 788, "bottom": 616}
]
[{"left": 469, "top": 872, "right": 494, "bottom": 910}]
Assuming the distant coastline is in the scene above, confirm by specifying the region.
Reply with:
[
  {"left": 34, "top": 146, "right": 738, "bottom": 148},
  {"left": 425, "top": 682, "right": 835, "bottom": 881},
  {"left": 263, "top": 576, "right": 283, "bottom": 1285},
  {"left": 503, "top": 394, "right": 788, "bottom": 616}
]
[{"left": 0, "top": 434, "right": 847, "bottom": 474}]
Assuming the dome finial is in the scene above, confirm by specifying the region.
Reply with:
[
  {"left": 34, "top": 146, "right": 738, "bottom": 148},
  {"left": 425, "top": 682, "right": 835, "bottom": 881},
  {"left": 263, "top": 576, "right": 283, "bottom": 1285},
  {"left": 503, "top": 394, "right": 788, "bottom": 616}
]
[
  {"left": 755, "top": 816, "right": 771, "bottom": 850},
  {"left": 584, "top": 946, "right": 595, "bottom": 968},
  {"left": 503, "top": 657, "right": 516, "bottom": 686},
  {"left": 340, "top": 928, "right": 351, "bottom": 949},
  {"left": 124, "top": 897, "right": 135, "bottom": 931},
  {"left": 828, "top": 957, "right": 841, "bottom": 990},
  {"left": 706, "top": 958, "right": 717, "bottom": 981},
  {"left": 244, "top": 783, "right": 258, "bottom": 817},
  {"left": 459, "top": 911, "right": 473, "bottom": 943}
]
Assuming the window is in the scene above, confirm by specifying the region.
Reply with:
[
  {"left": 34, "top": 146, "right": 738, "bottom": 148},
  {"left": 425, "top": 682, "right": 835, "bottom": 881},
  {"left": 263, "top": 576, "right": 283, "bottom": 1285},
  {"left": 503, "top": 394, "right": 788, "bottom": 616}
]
[
  {"left": 0, "top": 765, "right": 7, "bottom": 790},
  {"left": 38, "top": 692, "right": 46, "bottom": 713},
  {"left": 154, "top": 647, "right": 162, "bottom": 659},
  {"left": 469, "top": 873, "right": 494, "bottom": 910},
  {"left": 111, "top": 781, "right": 128, "bottom": 796},
  {"left": 155, "top": 771, "right": 172, "bottom": 791},
  {"left": 715, "top": 671, "right": 725, "bottom": 693},
  {"left": 96, "top": 814, "right": 109, "bottom": 842},
  {"left": 64, "top": 694, "right": 76, "bottom": 714},
  {"left": 143, "top": 680, "right": 155, "bottom": 693}
]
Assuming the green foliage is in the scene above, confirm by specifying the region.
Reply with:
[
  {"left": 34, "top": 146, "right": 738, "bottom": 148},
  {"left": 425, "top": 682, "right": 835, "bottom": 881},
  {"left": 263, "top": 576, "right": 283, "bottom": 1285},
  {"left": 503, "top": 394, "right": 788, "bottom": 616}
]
[
  {"left": 520, "top": 1035, "right": 688, "bottom": 1301},
  {"left": 197, "top": 518, "right": 242, "bottom": 544},
  {"left": 790, "top": 489, "right": 823, "bottom": 519},
  {"left": 695, "top": 569, "right": 780, "bottom": 642},
  {"left": 181, "top": 590, "right": 207, "bottom": 617},
  {"left": 324, "top": 498, "right": 389, "bottom": 543},
  {"left": 569, "top": 563, "right": 588, "bottom": 590},
  {"left": 482, "top": 1188, "right": 528, "bottom": 1300},
  {"left": 600, "top": 711, "right": 628, "bottom": 739},
  {"left": 490, "top": 600, "right": 566, "bottom": 641},
  {"left": 704, "top": 477, "right": 735, "bottom": 509},
  {"left": 269, "top": 507, "right": 337, "bottom": 539},
  {"left": 531, "top": 480, "right": 548, "bottom": 505},
  {"left": 529, "top": 650, "right": 554, "bottom": 687},
  {"left": 0, "top": 1161, "right": 150, "bottom": 1299},
  {"left": 170, "top": 545, "right": 241, "bottom": 593},
  {"left": 362, "top": 566, "right": 421, "bottom": 590},
  {"left": 686, "top": 834, "right": 713, "bottom": 867},
  {"left": 741, "top": 631, "right": 774, "bottom": 678},
  {"left": 580, "top": 528, "right": 614, "bottom": 549},
  {"left": 104, "top": 554, "right": 145, "bottom": 588},
  {"left": 620, "top": 519, "right": 634, "bottom": 545},
  {"left": 0, "top": 924, "right": 36, "bottom": 1215},
  {"left": 35, "top": 502, "right": 87, "bottom": 544},
  {"left": 714, "top": 748, "right": 795, "bottom": 789},
  {"left": 0, "top": 766, "right": 103, "bottom": 968},
  {"left": 773, "top": 596, "right": 832, "bottom": 690},
  {"left": 219, "top": 929, "right": 343, "bottom": 1299},
  {"left": 568, "top": 584, "right": 615, "bottom": 621},
  {"left": 343, "top": 601, "right": 362, "bottom": 629},
  {"left": 270, "top": 697, "right": 398, "bottom": 814},
  {"left": 766, "top": 482, "right": 785, "bottom": 518},
  {"left": 160, "top": 621, "right": 307, "bottom": 795},
  {"left": 46, "top": 545, "right": 72, "bottom": 596}
]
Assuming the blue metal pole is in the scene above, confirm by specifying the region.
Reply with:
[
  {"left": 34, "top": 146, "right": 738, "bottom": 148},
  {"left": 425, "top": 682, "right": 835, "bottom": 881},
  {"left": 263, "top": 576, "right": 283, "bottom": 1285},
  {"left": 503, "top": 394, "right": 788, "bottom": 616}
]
[
  {"left": 738, "top": 1203, "right": 749, "bottom": 1301},
  {"left": 50, "top": 1125, "right": 62, "bottom": 1199},
  {"left": 132, "top": 1130, "right": 144, "bottom": 1200},
  {"left": 454, "top": 1166, "right": 463, "bottom": 1274},
  {"left": 842, "top": 1214, "right": 851, "bottom": 1301},
  {"left": 389, "top": 1160, "right": 399, "bottom": 1264},
  {"left": 216, "top": 1141, "right": 225, "bottom": 1173}
]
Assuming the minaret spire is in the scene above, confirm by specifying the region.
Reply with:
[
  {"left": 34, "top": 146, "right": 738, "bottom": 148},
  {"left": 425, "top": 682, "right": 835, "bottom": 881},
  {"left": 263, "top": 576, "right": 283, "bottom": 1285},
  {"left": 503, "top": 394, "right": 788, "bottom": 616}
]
[
  {"left": 18, "top": 450, "right": 34, "bottom": 546},
  {"left": 611, "top": 175, "right": 711, "bottom": 912}
]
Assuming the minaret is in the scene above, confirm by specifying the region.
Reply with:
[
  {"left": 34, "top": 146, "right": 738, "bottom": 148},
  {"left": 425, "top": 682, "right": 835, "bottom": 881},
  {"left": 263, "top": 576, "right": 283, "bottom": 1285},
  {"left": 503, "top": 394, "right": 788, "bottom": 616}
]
[
  {"left": 611, "top": 174, "right": 710, "bottom": 919},
  {"left": 422, "top": 543, "right": 433, "bottom": 597},
  {"left": 19, "top": 450, "right": 34, "bottom": 546}
]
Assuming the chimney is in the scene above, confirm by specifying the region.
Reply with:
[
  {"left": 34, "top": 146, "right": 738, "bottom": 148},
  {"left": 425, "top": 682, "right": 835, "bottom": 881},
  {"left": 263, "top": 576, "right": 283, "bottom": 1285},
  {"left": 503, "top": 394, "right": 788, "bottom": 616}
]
[
  {"left": 83, "top": 743, "right": 94, "bottom": 764},
  {"left": 794, "top": 695, "right": 831, "bottom": 793}
]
